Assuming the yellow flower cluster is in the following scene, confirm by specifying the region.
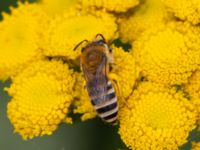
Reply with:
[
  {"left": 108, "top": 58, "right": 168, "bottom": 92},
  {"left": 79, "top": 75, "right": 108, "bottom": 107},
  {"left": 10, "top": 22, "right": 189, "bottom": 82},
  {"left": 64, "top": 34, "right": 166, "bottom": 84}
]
[
  {"left": 119, "top": 0, "right": 169, "bottom": 42},
  {"left": 119, "top": 82, "right": 197, "bottom": 150},
  {"left": 133, "top": 21, "right": 200, "bottom": 86},
  {"left": 1, "top": 0, "right": 200, "bottom": 148},
  {"left": 79, "top": 0, "right": 139, "bottom": 12},
  {"left": 192, "top": 142, "right": 200, "bottom": 150},
  {"left": 163, "top": 0, "right": 200, "bottom": 25},
  {"left": 42, "top": 11, "right": 117, "bottom": 59},
  {"left": 6, "top": 60, "right": 75, "bottom": 139},
  {"left": 73, "top": 46, "right": 139, "bottom": 121},
  {"left": 0, "top": 2, "right": 46, "bottom": 80}
]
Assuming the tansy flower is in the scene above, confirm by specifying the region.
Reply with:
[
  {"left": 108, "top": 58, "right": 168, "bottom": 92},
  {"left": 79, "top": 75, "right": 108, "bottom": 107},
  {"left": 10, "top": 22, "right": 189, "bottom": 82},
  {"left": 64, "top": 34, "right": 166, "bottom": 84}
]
[
  {"left": 38, "top": 0, "right": 79, "bottom": 15},
  {"left": 133, "top": 21, "right": 200, "bottom": 86},
  {"left": 184, "top": 70, "right": 200, "bottom": 125},
  {"left": 42, "top": 11, "right": 117, "bottom": 59},
  {"left": 192, "top": 142, "right": 200, "bottom": 150},
  {"left": 0, "top": 2, "right": 47, "bottom": 80},
  {"left": 79, "top": 0, "right": 139, "bottom": 12},
  {"left": 6, "top": 59, "right": 75, "bottom": 140},
  {"left": 73, "top": 46, "right": 139, "bottom": 121},
  {"left": 119, "top": 82, "right": 197, "bottom": 150},
  {"left": 163, "top": 0, "right": 200, "bottom": 25},
  {"left": 119, "top": 0, "right": 169, "bottom": 42}
]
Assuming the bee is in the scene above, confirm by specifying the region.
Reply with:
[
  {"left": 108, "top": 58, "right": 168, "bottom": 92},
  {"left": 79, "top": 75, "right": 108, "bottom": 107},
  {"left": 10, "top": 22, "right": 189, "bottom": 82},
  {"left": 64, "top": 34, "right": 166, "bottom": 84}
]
[{"left": 74, "top": 34, "right": 118, "bottom": 124}]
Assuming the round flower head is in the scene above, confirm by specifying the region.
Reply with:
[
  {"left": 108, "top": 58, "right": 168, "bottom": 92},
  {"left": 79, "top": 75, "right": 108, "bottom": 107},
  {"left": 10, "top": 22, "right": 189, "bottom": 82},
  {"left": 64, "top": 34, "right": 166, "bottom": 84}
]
[
  {"left": 6, "top": 59, "right": 75, "bottom": 139},
  {"left": 192, "top": 142, "right": 200, "bottom": 150},
  {"left": 73, "top": 46, "right": 139, "bottom": 121},
  {"left": 133, "top": 21, "right": 200, "bottom": 86},
  {"left": 119, "top": 82, "right": 197, "bottom": 150},
  {"left": 163, "top": 0, "right": 200, "bottom": 25},
  {"left": 42, "top": 11, "right": 117, "bottom": 59},
  {"left": 79, "top": 0, "right": 139, "bottom": 12},
  {"left": 0, "top": 2, "right": 47, "bottom": 80},
  {"left": 39, "top": 0, "right": 79, "bottom": 15},
  {"left": 119, "top": 0, "right": 169, "bottom": 42},
  {"left": 184, "top": 70, "right": 200, "bottom": 125}
]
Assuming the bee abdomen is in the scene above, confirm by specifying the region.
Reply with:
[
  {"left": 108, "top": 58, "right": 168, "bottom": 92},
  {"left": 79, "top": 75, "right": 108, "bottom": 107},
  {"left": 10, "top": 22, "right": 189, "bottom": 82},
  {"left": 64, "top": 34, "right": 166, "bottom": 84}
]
[{"left": 91, "top": 81, "right": 118, "bottom": 124}]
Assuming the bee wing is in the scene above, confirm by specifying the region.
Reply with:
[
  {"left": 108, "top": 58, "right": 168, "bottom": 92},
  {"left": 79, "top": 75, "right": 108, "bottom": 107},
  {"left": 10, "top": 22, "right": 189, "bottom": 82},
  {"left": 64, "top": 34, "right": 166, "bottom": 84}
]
[{"left": 83, "top": 56, "right": 109, "bottom": 105}]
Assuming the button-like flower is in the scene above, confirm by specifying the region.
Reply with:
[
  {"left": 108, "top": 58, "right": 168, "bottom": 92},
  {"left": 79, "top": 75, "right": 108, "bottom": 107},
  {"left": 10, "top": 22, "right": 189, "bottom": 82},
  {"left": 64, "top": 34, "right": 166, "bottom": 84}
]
[
  {"left": 42, "top": 11, "right": 117, "bottom": 60},
  {"left": 119, "top": 82, "right": 197, "bottom": 150},
  {"left": 133, "top": 21, "right": 200, "bottom": 86},
  {"left": 6, "top": 59, "right": 75, "bottom": 139},
  {"left": 0, "top": 2, "right": 46, "bottom": 80}
]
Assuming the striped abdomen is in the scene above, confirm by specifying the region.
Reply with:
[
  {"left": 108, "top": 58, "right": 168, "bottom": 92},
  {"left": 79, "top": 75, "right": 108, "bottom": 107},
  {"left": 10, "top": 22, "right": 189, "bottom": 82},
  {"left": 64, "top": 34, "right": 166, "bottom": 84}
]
[{"left": 88, "top": 80, "right": 118, "bottom": 124}]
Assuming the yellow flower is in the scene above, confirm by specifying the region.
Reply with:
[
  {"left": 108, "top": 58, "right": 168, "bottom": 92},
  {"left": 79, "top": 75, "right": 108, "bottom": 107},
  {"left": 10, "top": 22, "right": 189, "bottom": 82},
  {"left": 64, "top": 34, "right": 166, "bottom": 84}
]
[
  {"left": 6, "top": 59, "right": 75, "bottom": 140},
  {"left": 163, "top": 0, "right": 200, "bottom": 25},
  {"left": 119, "top": 0, "right": 169, "bottom": 42},
  {"left": 133, "top": 21, "right": 200, "bottom": 86},
  {"left": 184, "top": 70, "right": 200, "bottom": 125},
  {"left": 192, "top": 142, "right": 200, "bottom": 150},
  {"left": 39, "top": 0, "right": 79, "bottom": 15},
  {"left": 42, "top": 11, "right": 117, "bottom": 59},
  {"left": 73, "top": 46, "right": 139, "bottom": 121},
  {"left": 119, "top": 82, "right": 197, "bottom": 150},
  {"left": 79, "top": 0, "right": 139, "bottom": 12},
  {"left": 0, "top": 2, "right": 46, "bottom": 80}
]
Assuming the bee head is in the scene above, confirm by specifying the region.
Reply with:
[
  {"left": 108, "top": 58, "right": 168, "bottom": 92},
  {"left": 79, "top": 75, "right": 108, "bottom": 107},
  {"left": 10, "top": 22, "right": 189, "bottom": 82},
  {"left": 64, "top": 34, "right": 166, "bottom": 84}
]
[{"left": 73, "top": 34, "right": 110, "bottom": 53}]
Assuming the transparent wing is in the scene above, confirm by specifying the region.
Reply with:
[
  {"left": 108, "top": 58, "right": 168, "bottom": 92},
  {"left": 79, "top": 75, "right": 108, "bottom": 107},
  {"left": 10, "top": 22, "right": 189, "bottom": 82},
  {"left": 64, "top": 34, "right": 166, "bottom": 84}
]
[{"left": 82, "top": 56, "right": 109, "bottom": 105}]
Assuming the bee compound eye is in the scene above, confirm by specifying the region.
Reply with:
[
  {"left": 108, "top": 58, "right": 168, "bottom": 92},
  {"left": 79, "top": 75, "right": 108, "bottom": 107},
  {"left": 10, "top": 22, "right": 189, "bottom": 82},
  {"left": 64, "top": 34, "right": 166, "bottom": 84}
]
[{"left": 97, "top": 40, "right": 105, "bottom": 45}]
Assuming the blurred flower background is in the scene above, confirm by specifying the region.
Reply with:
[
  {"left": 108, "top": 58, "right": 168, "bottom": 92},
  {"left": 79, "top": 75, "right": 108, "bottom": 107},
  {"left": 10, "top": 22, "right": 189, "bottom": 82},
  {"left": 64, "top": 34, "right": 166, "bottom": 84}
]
[{"left": 0, "top": 0, "right": 200, "bottom": 150}]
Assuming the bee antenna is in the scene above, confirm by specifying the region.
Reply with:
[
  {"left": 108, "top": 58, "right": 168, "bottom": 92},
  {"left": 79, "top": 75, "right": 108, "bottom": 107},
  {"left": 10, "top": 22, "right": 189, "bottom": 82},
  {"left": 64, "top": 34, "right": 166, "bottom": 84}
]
[
  {"left": 95, "top": 33, "right": 106, "bottom": 42},
  {"left": 73, "top": 40, "right": 89, "bottom": 51}
]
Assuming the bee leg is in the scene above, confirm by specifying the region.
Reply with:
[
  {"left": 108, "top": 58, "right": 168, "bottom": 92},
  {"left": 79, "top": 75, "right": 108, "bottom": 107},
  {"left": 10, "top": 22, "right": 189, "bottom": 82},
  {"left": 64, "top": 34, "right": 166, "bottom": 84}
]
[
  {"left": 109, "top": 63, "right": 118, "bottom": 72},
  {"left": 109, "top": 74, "right": 131, "bottom": 110}
]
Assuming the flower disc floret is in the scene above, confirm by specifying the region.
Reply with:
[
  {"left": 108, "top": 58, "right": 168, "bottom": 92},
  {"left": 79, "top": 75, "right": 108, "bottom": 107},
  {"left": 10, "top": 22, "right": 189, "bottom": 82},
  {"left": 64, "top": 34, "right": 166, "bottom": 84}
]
[
  {"left": 133, "top": 22, "right": 200, "bottom": 86},
  {"left": 7, "top": 60, "right": 75, "bottom": 139},
  {"left": 119, "top": 82, "right": 197, "bottom": 150},
  {"left": 42, "top": 11, "right": 117, "bottom": 59}
]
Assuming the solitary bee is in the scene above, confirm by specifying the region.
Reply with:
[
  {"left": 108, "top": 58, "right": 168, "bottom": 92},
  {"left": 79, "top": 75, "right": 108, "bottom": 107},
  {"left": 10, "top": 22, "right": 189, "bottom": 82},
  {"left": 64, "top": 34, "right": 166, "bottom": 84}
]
[{"left": 74, "top": 34, "right": 118, "bottom": 124}]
